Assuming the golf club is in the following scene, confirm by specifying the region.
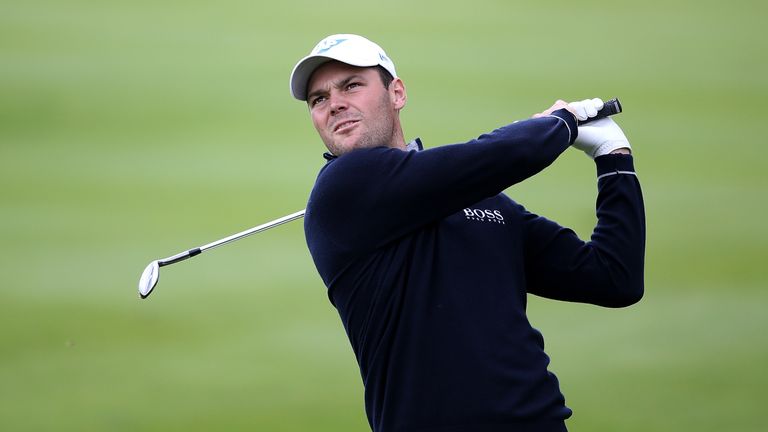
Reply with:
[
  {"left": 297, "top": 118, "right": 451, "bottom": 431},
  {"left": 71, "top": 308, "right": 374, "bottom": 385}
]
[
  {"left": 578, "top": 98, "right": 622, "bottom": 125},
  {"left": 137, "top": 98, "right": 622, "bottom": 300},
  {"left": 138, "top": 209, "right": 305, "bottom": 299}
]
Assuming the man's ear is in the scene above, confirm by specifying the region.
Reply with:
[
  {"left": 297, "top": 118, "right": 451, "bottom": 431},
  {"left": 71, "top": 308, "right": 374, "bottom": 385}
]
[{"left": 390, "top": 78, "right": 407, "bottom": 110}]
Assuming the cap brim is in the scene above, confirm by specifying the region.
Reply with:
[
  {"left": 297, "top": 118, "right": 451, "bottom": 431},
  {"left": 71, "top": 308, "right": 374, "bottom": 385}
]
[
  {"left": 290, "top": 56, "right": 333, "bottom": 101},
  {"left": 290, "top": 54, "right": 382, "bottom": 101}
]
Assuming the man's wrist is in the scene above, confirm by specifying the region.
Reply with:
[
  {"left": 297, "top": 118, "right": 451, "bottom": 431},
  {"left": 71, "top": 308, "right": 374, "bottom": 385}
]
[
  {"left": 550, "top": 108, "right": 579, "bottom": 144},
  {"left": 610, "top": 148, "right": 631, "bottom": 155}
]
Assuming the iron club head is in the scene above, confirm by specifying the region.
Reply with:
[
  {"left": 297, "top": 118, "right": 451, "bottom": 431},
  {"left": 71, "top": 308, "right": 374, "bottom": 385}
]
[{"left": 139, "top": 260, "right": 160, "bottom": 299}]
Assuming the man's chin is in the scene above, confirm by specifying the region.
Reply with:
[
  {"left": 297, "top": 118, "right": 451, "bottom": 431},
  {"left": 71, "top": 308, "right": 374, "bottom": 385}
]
[
  {"left": 328, "top": 131, "right": 392, "bottom": 156},
  {"left": 331, "top": 137, "right": 367, "bottom": 155}
]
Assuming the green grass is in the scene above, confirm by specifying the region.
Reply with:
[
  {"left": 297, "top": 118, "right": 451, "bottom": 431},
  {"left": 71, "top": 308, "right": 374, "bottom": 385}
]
[{"left": 1, "top": 0, "right": 767, "bottom": 430}]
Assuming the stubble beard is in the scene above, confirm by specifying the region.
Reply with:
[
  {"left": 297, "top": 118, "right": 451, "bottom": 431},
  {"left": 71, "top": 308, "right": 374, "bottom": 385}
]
[{"left": 325, "top": 94, "right": 395, "bottom": 156}]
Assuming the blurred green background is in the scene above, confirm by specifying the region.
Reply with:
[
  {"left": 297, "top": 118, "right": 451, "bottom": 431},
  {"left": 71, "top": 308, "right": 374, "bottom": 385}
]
[{"left": 2, "top": 0, "right": 766, "bottom": 430}]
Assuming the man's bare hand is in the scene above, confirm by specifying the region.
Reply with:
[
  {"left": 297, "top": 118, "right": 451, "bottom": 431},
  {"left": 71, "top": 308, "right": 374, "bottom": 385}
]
[{"left": 532, "top": 100, "right": 577, "bottom": 120}]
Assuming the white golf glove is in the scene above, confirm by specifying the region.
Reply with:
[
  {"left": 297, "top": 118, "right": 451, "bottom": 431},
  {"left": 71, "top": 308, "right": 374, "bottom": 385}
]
[
  {"left": 572, "top": 117, "right": 631, "bottom": 159},
  {"left": 569, "top": 98, "right": 604, "bottom": 122}
]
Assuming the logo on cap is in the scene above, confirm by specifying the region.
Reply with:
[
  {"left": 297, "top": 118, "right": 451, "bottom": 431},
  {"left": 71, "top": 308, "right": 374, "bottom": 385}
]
[{"left": 315, "top": 37, "right": 348, "bottom": 54}]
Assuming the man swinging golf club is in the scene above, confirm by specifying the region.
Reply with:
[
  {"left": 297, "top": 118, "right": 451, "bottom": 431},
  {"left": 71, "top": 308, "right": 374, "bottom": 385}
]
[{"left": 291, "top": 34, "right": 645, "bottom": 432}]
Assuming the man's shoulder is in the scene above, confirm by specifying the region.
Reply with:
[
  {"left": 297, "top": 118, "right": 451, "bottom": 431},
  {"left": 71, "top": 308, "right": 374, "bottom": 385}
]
[
  {"left": 307, "top": 147, "right": 399, "bottom": 216},
  {"left": 312, "top": 147, "right": 408, "bottom": 195}
]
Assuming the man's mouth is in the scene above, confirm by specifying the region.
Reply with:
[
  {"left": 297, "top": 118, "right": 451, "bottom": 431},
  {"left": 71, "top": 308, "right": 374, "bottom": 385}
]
[{"left": 333, "top": 119, "right": 360, "bottom": 133}]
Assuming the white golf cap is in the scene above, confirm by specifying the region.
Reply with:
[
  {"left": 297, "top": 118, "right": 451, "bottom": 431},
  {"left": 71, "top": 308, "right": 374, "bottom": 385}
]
[{"left": 290, "top": 34, "right": 397, "bottom": 101}]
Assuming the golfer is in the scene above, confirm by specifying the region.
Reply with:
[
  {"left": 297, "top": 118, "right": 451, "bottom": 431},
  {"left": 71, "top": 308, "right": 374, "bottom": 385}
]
[{"left": 290, "top": 34, "right": 644, "bottom": 432}]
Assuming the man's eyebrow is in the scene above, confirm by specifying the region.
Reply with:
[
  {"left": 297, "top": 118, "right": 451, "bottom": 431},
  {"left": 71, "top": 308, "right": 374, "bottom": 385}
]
[
  {"left": 337, "top": 74, "right": 365, "bottom": 89},
  {"left": 307, "top": 87, "right": 325, "bottom": 102},
  {"left": 307, "top": 74, "right": 366, "bottom": 101}
]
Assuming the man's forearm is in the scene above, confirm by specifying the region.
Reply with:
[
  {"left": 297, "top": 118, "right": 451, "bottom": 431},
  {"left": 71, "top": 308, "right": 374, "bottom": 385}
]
[{"left": 523, "top": 154, "right": 645, "bottom": 307}]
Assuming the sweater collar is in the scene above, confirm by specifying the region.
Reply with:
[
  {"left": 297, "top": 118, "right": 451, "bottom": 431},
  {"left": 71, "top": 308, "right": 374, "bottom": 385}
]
[{"left": 322, "top": 138, "right": 423, "bottom": 161}]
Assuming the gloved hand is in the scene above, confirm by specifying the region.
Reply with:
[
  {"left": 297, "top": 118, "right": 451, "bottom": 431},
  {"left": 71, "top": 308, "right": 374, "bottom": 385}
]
[
  {"left": 569, "top": 98, "right": 604, "bottom": 122},
  {"left": 572, "top": 117, "right": 632, "bottom": 159}
]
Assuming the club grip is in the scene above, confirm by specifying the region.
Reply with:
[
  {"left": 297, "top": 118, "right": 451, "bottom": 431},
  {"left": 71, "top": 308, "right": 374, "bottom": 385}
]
[{"left": 578, "top": 98, "right": 622, "bottom": 125}]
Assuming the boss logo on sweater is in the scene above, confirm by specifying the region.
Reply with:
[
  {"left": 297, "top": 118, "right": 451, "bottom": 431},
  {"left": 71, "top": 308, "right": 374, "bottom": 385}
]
[{"left": 463, "top": 208, "right": 505, "bottom": 224}]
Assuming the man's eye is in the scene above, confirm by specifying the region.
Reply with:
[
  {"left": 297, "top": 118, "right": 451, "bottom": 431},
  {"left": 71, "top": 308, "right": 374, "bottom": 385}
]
[
  {"left": 347, "top": 82, "right": 361, "bottom": 90},
  {"left": 311, "top": 96, "right": 326, "bottom": 107}
]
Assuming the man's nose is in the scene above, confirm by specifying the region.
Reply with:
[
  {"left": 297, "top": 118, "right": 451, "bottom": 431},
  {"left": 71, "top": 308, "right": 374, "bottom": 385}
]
[{"left": 329, "top": 93, "right": 348, "bottom": 116}]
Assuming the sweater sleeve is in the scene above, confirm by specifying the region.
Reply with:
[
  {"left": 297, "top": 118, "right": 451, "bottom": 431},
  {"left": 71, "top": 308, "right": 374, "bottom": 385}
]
[
  {"left": 522, "top": 154, "right": 645, "bottom": 307},
  {"left": 306, "top": 110, "right": 577, "bottom": 256}
]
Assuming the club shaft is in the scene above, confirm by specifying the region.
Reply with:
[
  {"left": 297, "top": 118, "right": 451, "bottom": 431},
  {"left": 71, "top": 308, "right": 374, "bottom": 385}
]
[
  {"left": 158, "top": 248, "right": 201, "bottom": 267},
  {"left": 157, "top": 209, "right": 306, "bottom": 266},
  {"left": 201, "top": 209, "right": 306, "bottom": 252}
]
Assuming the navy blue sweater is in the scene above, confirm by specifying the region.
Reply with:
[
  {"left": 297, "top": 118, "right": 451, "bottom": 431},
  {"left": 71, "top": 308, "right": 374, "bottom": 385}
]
[{"left": 304, "top": 109, "right": 645, "bottom": 432}]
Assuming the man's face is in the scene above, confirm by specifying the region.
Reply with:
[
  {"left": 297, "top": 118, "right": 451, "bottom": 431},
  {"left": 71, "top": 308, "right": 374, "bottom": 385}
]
[{"left": 306, "top": 61, "right": 403, "bottom": 156}]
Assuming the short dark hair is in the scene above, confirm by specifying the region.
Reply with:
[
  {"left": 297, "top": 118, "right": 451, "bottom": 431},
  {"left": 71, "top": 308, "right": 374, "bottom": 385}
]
[{"left": 376, "top": 65, "right": 394, "bottom": 89}]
